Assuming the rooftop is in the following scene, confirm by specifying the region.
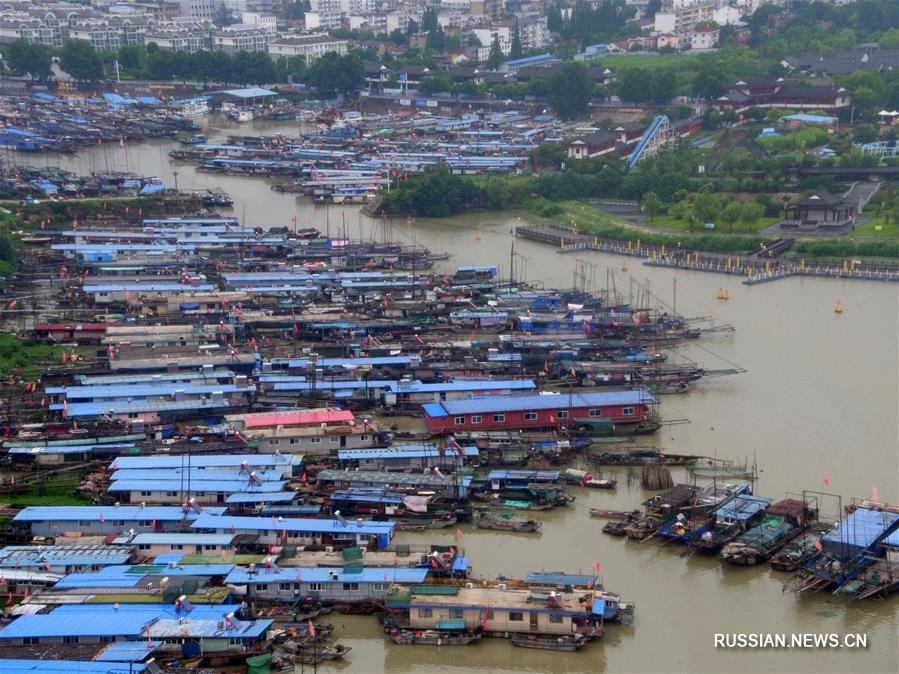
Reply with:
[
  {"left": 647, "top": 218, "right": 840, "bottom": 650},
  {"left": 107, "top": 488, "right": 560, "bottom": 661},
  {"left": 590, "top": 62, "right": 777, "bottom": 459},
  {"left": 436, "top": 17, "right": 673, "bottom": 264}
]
[
  {"left": 424, "top": 390, "right": 656, "bottom": 417},
  {"left": 225, "top": 566, "right": 428, "bottom": 584},
  {"left": 13, "top": 506, "right": 226, "bottom": 523},
  {"left": 192, "top": 513, "right": 395, "bottom": 536}
]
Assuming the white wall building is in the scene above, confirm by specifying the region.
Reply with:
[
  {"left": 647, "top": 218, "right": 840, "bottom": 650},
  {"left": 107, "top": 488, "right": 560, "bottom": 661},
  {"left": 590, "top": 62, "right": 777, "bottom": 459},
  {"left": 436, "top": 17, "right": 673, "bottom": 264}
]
[{"left": 268, "top": 33, "right": 349, "bottom": 63}]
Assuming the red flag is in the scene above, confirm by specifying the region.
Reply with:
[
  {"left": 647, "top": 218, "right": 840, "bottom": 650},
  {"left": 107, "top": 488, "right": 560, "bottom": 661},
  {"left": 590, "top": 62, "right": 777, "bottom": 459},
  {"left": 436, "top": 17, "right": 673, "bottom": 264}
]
[
  {"left": 220, "top": 548, "right": 227, "bottom": 561},
  {"left": 456, "top": 528, "right": 463, "bottom": 541},
  {"left": 281, "top": 529, "right": 287, "bottom": 543},
  {"left": 301, "top": 472, "right": 307, "bottom": 484},
  {"left": 481, "top": 606, "right": 489, "bottom": 630},
  {"left": 5, "top": 593, "right": 11, "bottom": 607},
  {"left": 823, "top": 474, "right": 830, "bottom": 488},
  {"left": 593, "top": 561, "right": 602, "bottom": 572},
  {"left": 308, "top": 620, "right": 316, "bottom": 637},
  {"left": 814, "top": 540, "right": 823, "bottom": 552},
  {"left": 151, "top": 517, "right": 157, "bottom": 528},
  {"left": 871, "top": 485, "right": 880, "bottom": 501}
]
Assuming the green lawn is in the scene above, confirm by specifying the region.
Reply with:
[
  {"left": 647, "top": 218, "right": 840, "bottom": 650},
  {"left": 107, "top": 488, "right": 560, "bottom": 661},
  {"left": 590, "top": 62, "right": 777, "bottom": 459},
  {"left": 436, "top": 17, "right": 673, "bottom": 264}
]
[
  {"left": 851, "top": 217, "right": 899, "bottom": 237},
  {"left": 561, "top": 201, "right": 618, "bottom": 227},
  {"left": 646, "top": 214, "right": 780, "bottom": 233},
  {"left": 4, "top": 471, "right": 90, "bottom": 507}
]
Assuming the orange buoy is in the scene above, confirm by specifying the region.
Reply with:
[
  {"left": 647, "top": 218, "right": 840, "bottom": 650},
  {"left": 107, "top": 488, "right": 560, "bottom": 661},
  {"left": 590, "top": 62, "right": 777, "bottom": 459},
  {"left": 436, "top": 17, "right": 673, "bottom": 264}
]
[{"left": 834, "top": 300, "right": 843, "bottom": 314}]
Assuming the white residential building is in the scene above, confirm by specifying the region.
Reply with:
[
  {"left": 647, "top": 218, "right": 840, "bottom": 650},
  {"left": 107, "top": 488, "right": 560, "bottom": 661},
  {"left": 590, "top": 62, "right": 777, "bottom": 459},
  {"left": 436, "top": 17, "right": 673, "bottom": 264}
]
[
  {"left": 471, "top": 25, "right": 511, "bottom": 55},
  {"left": 268, "top": 33, "right": 349, "bottom": 63},
  {"left": 177, "top": 0, "right": 216, "bottom": 20},
  {"left": 211, "top": 24, "right": 273, "bottom": 53}
]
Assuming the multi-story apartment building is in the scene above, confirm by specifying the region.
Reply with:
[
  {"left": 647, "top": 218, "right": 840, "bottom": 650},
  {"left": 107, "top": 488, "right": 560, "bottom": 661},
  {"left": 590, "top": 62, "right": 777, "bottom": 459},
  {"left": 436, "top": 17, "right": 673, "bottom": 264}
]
[
  {"left": 267, "top": 33, "right": 349, "bottom": 63},
  {"left": 68, "top": 15, "right": 154, "bottom": 50},
  {"left": 471, "top": 24, "right": 511, "bottom": 54},
  {"left": 176, "top": 0, "right": 216, "bottom": 20},
  {"left": 144, "top": 21, "right": 211, "bottom": 51},
  {"left": 0, "top": 7, "right": 89, "bottom": 47},
  {"left": 211, "top": 23, "right": 273, "bottom": 53},
  {"left": 517, "top": 15, "right": 550, "bottom": 50}
]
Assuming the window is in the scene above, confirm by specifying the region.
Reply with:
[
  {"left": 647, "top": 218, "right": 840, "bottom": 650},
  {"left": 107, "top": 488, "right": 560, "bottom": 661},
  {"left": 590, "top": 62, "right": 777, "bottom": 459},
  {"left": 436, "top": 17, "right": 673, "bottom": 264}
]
[
  {"left": 549, "top": 613, "right": 564, "bottom": 624},
  {"left": 139, "top": 544, "right": 150, "bottom": 550},
  {"left": 140, "top": 491, "right": 152, "bottom": 497},
  {"left": 524, "top": 412, "right": 538, "bottom": 421},
  {"left": 449, "top": 608, "right": 464, "bottom": 619},
  {"left": 471, "top": 415, "right": 482, "bottom": 424},
  {"left": 256, "top": 583, "right": 268, "bottom": 591},
  {"left": 280, "top": 583, "right": 292, "bottom": 591},
  {"left": 556, "top": 410, "right": 569, "bottom": 419},
  {"left": 229, "top": 637, "right": 243, "bottom": 646},
  {"left": 330, "top": 437, "right": 339, "bottom": 443},
  {"left": 509, "top": 611, "right": 524, "bottom": 621},
  {"left": 289, "top": 438, "right": 300, "bottom": 445},
  {"left": 309, "top": 437, "right": 321, "bottom": 444},
  {"left": 342, "top": 582, "right": 359, "bottom": 591},
  {"left": 308, "top": 582, "right": 324, "bottom": 591},
  {"left": 63, "top": 635, "right": 79, "bottom": 644},
  {"left": 418, "top": 608, "right": 433, "bottom": 618},
  {"left": 360, "top": 434, "right": 368, "bottom": 441},
  {"left": 165, "top": 491, "right": 177, "bottom": 497},
  {"left": 588, "top": 409, "right": 601, "bottom": 417},
  {"left": 78, "top": 521, "right": 90, "bottom": 527},
  {"left": 22, "top": 637, "right": 39, "bottom": 645},
  {"left": 172, "top": 544, "right": 183, "bottom": 550},
  {"left": 139, "top": 520, "right": 152, "bottom": 527},
  {"left": 492, "top": 414, "right": 505, "bottom": 422},
  {"left": 454, "top": 416, "right": 465, "bottom": 425},
  {"left": 622, "top": 407, "right": 635, "bottom": 416}
]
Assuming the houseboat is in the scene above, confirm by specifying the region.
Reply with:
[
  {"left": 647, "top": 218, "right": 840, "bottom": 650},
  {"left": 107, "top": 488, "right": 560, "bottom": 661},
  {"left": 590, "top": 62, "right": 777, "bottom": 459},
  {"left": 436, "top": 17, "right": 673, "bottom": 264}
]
[{"left": 721, "top": 499, "right": 816, "bottom": 566}]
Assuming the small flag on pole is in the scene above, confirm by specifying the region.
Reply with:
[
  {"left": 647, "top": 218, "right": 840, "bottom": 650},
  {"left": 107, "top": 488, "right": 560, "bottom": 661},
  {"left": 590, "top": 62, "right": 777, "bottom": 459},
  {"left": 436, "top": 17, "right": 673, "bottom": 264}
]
[
  {"left": 593, "top": 561, "right": 602, "bottom": 572},
  {"left": 823, "top": 474, "right": 830, "bottom": 488},
  {"left": 871, "top": 485, "right": 879, "bottom": 502}
]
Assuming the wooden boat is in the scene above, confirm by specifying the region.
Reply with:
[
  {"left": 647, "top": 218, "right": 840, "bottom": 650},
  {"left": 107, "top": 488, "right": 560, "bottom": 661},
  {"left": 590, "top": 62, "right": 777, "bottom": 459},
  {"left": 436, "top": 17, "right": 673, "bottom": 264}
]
[
  {"left": 389, "top": 626, "right": 482, "bottom": 646},
  {"left": 562, "top": 468, "right": 616, "bottom": 489},
  {"left": 769, "top": 524, "right": 830, "bottom": 572},
  {"left": 591, "top": 508, "right": 634, "bottom": 519},
  {"left": 721, "top": 499, "right": 813, "bottom": 566},
  {"left": 511, "top": 632, "right": 589, "bottom": 651},
  {"left": 472, "top": 511, "right": 542, "bottom": 532},
  {"left": 292, "top": 644, "right": 351, "bottom": 664},
  {"left": 591, "top": 449, "right": 699, "bottom": 466}
]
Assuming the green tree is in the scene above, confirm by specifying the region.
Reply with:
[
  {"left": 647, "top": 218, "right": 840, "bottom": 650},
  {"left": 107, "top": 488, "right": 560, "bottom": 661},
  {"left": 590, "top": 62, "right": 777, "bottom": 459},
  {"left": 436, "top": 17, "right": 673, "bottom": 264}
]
[
  {"left": 853, "top": 123, "right": 879, "bottom": 144},
  {"left": 7, "top": 40, "right": 51, "bottom": 81},
  {"left": 693, "top": 62, "right": 728, "bottom": 99},
  {"left": 61, "top": 40, "right": 104, "bottom": 81},
  {"left": 642, "top": 191, "right": 661, "bottom": 222},
  {"left": 305, "top": 52, "right": 364, "bottom": 96},
  {"left": 117, "top": 45, "right": 144, "bottom": 75},
  {"left": 692, "top": 189, "right": 721, "bottom": 224},
  {"left": 739, "top": 201, "right": 764, "bottom": 232},
  {"left": 486, "top": 35, "right": 504, "bottom": 69},
  {"left": 510, "top": 23, "right": 523, "bottom": 60},
  {"left": 719, "top": 200, "right": 742, "bottom": 232},
  {"left": 547, "top": 62, "right": 592, "bottom": 119}
]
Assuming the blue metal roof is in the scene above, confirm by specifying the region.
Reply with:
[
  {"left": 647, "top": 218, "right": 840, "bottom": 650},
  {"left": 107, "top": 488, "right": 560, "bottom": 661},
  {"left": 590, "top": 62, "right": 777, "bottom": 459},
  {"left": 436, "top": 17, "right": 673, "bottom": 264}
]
[
  {"left": 424, "top": 390, "right": 656, "bottom": 417},
  {"left": 0, "top": 612, "right": 153, "bottom": 638},
  {"left": 713, "top": 494, "right": 771, "bottom": 521},
  {"left": 110, "top": 454, "right": 299, "bottom": 470},
  {"left": 386, "top": 380, "right": 536, "bottom": 394},
  {"left": 488, "top": 470, "right": 560, "bottom": 481},
  {"left": 111, "top": 468, "right": 284, "bottom": 482},
  {"left": 13, "top": 506, "right": 226, "bottom": 522},
  {"left": 0, "top": 661, "right": 146, "bottom": 673},
  {"left": 337, "top": 444, "right": 478, "bottom": 460},
  {"left": 0, "top": 546, "right": 131, "bottom": 568},
  {"left": 220, "top": 87, "right": 277, "bottom": 98},
  {"left": 192, "top": 513, "right": 394, "bottom": 536},
  {"left": 821, "top": 508, "right": 899, "bottom": 551},
  {"left": 274, "top": 356, "right": 412, "bottom": 368},
  {"left": 130, "top": 533, "right": 236, "bottom": 545},
  {"left": 329, "top": 489, "right": 406, "bottom": 504},
  {"left": 94, "top": 640, "right": 162, "bottom": 662},
  {"left": 226, "top": 491, "right": 298, "bottom": 504},
  {"left": 49, "top": 383, "right": 252, "bottom": 399},
  {"left": 108, "top": 479, "right": 287, "bottom": 493},
  {"left": 9, "top": 442, "right": 136, "bottom": 456},
  {"left": 225, "top": 566, "right": 427, "bottom": 584},
  {"left": 58, "top": 399, "right": 233, "bottom": 417},
  {"left": 524, "top": 571, "right": 595, "bottom": 586}
]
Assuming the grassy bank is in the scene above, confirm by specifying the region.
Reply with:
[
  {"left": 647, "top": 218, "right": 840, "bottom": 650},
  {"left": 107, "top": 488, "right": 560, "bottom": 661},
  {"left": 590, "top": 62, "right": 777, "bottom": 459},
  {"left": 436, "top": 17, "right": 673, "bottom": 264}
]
[
  {"left": 547, "top": 202, "right": 769, "bottom": 254},
  {"left": 4, "top": 472, "right": 90, "bottom": 507}
]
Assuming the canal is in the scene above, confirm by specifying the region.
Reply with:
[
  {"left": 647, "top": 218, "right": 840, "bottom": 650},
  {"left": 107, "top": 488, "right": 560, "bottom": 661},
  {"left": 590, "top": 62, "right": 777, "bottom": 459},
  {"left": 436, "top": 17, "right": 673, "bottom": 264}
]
[{"left": 37, "top": 117, "right": 898, "bottom": 673}]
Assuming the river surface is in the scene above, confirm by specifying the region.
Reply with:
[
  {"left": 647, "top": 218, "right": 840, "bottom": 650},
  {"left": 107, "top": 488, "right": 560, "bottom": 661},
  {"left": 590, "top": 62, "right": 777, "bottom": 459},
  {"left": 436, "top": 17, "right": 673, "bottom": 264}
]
[{"left": 29, "top": 117, "right": 899, "bottom": 673}]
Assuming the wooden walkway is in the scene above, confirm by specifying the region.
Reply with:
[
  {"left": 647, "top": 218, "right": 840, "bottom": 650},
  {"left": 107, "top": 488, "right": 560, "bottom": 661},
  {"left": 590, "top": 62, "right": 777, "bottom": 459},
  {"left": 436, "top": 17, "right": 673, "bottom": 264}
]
[{"left": 516, "top": 225, "right": 899, "bottom": 285}]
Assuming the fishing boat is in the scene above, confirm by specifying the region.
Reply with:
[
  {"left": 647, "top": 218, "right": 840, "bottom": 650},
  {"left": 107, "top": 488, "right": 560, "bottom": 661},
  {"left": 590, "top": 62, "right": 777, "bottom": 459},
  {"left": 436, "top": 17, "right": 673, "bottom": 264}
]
[
  {"left": 291, "top": 644, "right": 351, "bottom": 664},
  {"left": 511, "top": 632, "right": 589, "bottom": 651},
  {"left": 769, "top": 523, "right": 831, "bottom": 571},
  {"left": 684, "top": 494, "right": 772, "bottom": 555},
  {"left": 622, "top": 484, "right": 699, "bottom": 540},
  {"left": 201, "top": 191, "right": 233, "bottom": 207},
  {"left": 180, "top": 134, "right": 207, "bottom": 145},
  {"left": 389, "top": 622, "right": 482, "bottom": 646},
  {"left": 721, "top": 499, "right": 814, "bottom": 565},
  {"left": 590, "top": 449, "right": 699, "bottom": 466},
  {"left": 562, "top": 468, "right": 616, "bottom": 489},
  {"left": 176, "top": 100, "right": 210, "bottom": 116},
  {"left": 472, "top": 511, "right": 542, "bottom": 532}
]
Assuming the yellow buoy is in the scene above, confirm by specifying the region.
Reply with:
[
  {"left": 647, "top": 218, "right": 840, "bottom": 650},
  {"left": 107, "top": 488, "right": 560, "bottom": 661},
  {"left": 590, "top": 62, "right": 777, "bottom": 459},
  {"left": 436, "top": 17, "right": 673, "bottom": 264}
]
[
  {"left": 621, "top": 262, "right": 629, "bottom": 272},
  {"left": 834, "top": 300, "right": 843, "bottom": 314},
  {"left": 717, "top": 288, "right": 729, "bottom": 300},
  {"left": 475, "top": 231, "right": 481, "bottom": 241}
]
